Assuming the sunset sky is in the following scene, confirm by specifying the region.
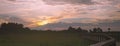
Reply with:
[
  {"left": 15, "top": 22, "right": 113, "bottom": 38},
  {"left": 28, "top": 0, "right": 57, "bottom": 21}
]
[{"left": 0, "top": 0, "right": 120, "bottom": 31}]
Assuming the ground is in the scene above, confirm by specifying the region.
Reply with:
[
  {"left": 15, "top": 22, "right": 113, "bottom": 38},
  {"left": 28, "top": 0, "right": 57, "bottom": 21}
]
[{"left": 0, "top": 32, "right": 95, "bottom": 46}]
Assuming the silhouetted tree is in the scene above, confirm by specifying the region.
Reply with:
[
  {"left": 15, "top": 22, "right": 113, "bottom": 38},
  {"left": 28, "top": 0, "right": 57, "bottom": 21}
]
[
  {"left": 93, "top": 28, "right": 97, "bottom": 32},
  {"left": 92, "top": 27, "right": 103, "bottom": 32},
  {"left": 76, "top": 27, "right": 88, "bottom": 32},
  {"left": 67, "top": 26, "right": 88, "bottom": 33},
  {"left": 108, "top": 28, "right": 111, "bottom": 32},
  {"left": 97, "top": 27, "right": 103, "bottom": 32},
  {"left": 76, "top": 27, "right": 82, "bottom": 32},
  {"left": 67, "top": 26, "right": 76, "bottom": 31},
  {"left": 0, "top": 22, "right": 30, "bottom": 32},
  {"left": 89, "top": 29, "right": 93, "bottom": 32}
]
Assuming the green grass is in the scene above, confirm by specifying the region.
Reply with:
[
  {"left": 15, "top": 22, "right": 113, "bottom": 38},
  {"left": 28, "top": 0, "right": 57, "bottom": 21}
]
[{"left": 0, "top": 32, "right": 95, "bottom": 46}]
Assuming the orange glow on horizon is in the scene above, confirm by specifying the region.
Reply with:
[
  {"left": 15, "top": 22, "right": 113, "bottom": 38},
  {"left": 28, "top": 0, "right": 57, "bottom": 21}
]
[{"left": 37, "top": 21, "right": 49, "bottom": 26}]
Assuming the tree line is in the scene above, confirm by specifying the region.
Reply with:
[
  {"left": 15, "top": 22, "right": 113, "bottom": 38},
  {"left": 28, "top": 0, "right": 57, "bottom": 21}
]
[
  {"left": 0, "top": 22, "right": 111, "bottom": 33},
  {"left": 66, "top": 26, "right": 103, "bottom": 33}
]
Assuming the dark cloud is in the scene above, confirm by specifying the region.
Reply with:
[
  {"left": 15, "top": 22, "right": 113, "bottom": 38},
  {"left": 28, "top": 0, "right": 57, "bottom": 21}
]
[
  {"left": 0, "top": 15, "right": 26, "bottom": 24},
  {"left": 117, "top": 11, "right": 120, "bottom": 12},
  {"left": 43, "top": 0, "right": 95, "bottom": 5}
]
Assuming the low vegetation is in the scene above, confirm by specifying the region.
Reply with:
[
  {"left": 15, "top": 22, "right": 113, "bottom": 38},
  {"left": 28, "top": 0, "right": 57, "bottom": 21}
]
[
  {"left": 0, "top": 32, "right": 96, "bottom": 46},
  {"left": 0, "top": 22, "right": 119, "bottom": 46}
]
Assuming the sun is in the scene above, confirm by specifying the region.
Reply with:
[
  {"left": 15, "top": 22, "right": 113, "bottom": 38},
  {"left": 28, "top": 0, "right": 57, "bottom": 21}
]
[{"left": 37, "top": 21, "right": 48, "bottom": 26}]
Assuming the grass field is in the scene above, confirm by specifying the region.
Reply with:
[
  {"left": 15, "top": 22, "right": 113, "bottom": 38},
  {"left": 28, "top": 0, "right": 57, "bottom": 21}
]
[{"left": 0, "top": 32, "right": 95, "bottom": 46}]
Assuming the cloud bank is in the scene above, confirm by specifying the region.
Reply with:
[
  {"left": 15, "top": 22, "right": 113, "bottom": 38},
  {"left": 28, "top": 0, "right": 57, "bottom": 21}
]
[{"left": 0, "top": 0, "right": 120, "bottom": 31}]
